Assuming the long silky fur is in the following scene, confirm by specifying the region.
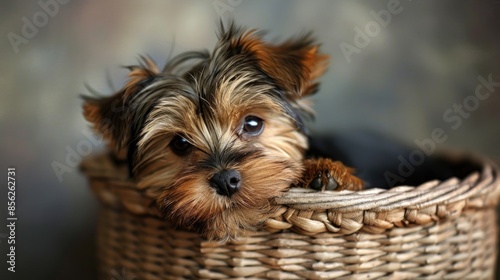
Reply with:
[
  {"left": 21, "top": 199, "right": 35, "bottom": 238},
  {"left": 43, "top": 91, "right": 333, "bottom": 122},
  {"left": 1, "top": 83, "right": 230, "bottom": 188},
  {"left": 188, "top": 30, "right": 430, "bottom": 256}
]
[{"left": 82, "top": 22, "right": 328, "bottom": 240}]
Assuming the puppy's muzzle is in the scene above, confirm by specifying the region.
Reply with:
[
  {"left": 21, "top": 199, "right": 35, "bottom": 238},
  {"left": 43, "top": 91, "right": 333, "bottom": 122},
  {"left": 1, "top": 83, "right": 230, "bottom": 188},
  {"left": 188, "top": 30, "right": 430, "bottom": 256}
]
[{"left": 209, "top": 169, "right": 241, "bottom": 197}]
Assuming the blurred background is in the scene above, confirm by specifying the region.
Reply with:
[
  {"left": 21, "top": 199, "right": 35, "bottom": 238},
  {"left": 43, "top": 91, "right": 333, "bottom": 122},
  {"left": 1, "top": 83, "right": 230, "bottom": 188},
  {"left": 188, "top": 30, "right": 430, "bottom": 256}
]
[{"left": 0, "top": 0, "right": 499, "bottom": 279}]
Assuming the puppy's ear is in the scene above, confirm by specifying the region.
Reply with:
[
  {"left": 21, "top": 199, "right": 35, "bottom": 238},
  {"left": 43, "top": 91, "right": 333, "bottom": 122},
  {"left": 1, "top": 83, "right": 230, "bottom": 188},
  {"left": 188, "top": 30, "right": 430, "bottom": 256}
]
[
  {"left": 82, "top": 57, "right": 159, "bottom": 152},
  {"left": 225, "top": 26, "right": 329, "bottom": 98}
]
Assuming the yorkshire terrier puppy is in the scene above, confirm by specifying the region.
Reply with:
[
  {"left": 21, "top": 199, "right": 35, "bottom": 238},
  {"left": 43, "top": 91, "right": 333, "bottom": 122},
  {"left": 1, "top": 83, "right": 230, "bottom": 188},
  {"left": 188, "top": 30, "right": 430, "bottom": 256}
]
[{"left": 83, "top": 23, "right": 363, "bottom": 240}]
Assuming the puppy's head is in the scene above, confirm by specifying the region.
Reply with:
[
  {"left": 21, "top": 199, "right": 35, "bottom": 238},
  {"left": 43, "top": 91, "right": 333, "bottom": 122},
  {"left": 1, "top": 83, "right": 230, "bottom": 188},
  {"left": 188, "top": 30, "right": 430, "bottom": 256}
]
[{"left": 83, "top": 23, "right": 328, "bottom": 240}]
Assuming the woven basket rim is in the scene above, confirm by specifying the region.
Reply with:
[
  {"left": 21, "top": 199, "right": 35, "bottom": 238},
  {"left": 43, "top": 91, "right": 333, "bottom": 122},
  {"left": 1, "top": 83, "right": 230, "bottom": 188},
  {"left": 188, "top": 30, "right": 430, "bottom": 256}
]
[{"left": 81, "top": 152, "right": 500, "bottom": 235}]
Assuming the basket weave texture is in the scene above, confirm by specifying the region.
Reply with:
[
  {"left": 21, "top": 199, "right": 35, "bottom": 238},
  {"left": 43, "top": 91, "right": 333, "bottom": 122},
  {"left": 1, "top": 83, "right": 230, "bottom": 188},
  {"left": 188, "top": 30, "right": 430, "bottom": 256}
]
[{"left": 82, "top": 153, "right": 500, "bottom": 280}]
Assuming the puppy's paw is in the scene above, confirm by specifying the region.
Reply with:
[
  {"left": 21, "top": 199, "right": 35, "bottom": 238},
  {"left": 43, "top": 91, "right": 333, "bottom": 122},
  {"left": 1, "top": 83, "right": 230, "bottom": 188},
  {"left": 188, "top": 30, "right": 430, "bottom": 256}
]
[{"left": 302, "top": 158, "right": 364, "bottom": 191}]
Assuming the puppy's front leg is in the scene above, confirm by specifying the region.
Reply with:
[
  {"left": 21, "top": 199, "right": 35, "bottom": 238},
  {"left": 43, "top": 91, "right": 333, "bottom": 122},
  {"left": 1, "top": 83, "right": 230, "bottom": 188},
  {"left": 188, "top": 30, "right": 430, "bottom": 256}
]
[{"left": 301, "top": 158, "right": 364, "bottom": 191}]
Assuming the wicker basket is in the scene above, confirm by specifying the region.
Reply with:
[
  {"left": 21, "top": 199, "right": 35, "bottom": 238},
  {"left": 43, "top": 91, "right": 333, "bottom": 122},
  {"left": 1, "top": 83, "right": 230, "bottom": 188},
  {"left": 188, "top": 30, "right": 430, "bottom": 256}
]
[{"left": 81, "top": 152, "right": 500, "bottom": 280}]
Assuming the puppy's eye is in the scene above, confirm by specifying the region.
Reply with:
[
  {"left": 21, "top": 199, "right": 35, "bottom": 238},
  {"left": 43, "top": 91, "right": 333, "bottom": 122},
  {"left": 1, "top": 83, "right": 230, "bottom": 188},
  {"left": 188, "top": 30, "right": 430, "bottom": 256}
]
[
  {"left": 243, "top": 116, "right": 264, "bottom": 136},
  {"left": 170, "top": 135, "right": 192, "bottom": 156}
]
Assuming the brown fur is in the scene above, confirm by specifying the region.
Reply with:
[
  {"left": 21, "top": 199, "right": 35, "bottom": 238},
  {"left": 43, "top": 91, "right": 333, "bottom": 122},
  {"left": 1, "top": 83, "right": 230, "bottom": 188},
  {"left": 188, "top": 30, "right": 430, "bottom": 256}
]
[
  {"left": 82, "top": 23, "right": 363, "bottom": 240},
  {"left": 303, "top": 158, "right": 364, "bottom": 191}
]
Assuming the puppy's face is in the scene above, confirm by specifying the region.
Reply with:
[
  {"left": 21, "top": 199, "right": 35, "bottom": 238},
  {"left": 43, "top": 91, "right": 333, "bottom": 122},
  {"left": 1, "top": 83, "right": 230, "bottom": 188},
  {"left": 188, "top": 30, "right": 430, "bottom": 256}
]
[{"left": 83, "top": 24, "right": 328, "bottom": 240}]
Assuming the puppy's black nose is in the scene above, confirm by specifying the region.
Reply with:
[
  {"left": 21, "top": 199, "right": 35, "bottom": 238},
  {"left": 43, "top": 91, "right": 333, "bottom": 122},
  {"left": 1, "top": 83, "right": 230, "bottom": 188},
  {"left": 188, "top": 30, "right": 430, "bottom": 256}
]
[{"left": 209, "top": 169, "right": 241, "bottom": 197}]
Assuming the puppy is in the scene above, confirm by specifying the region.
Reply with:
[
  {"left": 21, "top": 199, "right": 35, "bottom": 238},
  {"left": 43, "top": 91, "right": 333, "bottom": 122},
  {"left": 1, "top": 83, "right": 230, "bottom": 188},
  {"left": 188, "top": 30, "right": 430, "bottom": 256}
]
[{"left": 83, "top": 23, "right": 363, "bottom": 240}]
